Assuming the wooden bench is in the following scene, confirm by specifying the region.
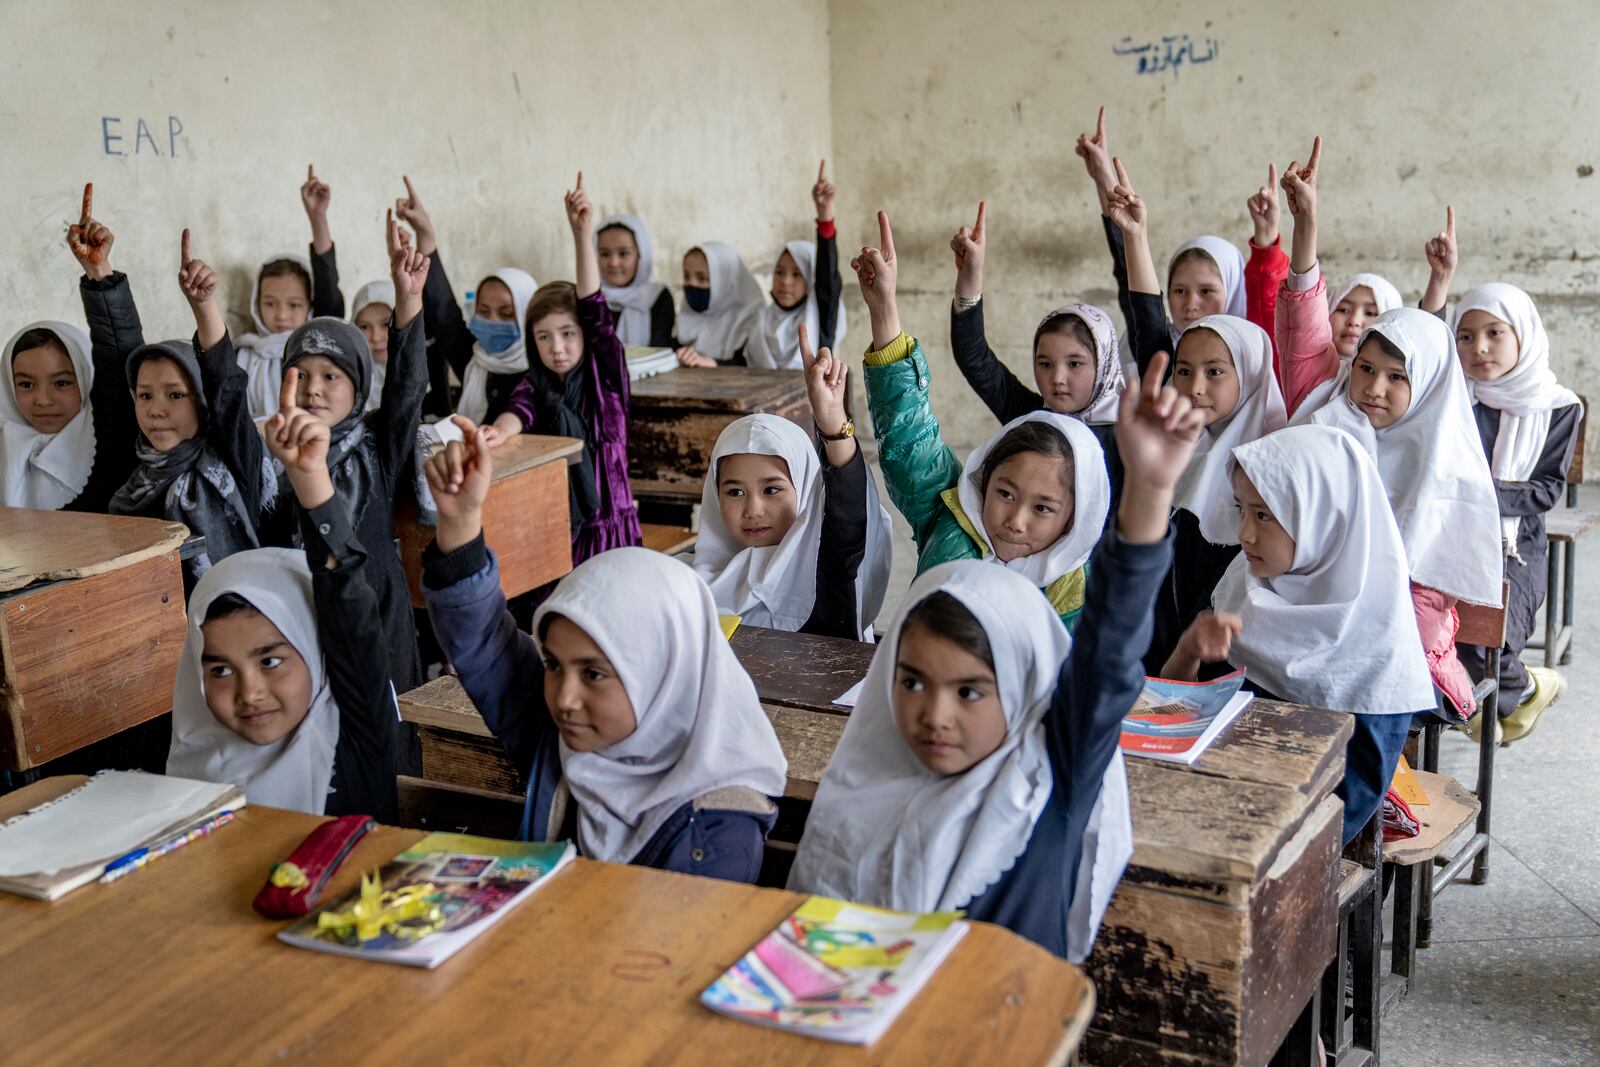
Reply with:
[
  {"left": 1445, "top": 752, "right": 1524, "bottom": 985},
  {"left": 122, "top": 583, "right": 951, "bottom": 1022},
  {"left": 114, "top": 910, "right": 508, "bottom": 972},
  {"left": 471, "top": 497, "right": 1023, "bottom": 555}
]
[
  {"left": 398, "top": 652, "right": 1352, "bottom": 1067},
  {"left": 639, "top": 523, "right": 696, "bottom": 557},
  {"left": 394, "top": 433, "right": 581, "bottom": 609},
  {"left": 0, "top": 508, "right": 188, "bottom": 772},
  {"left": 1530, "top": 393, "right": 1593, "bottom": 666}
]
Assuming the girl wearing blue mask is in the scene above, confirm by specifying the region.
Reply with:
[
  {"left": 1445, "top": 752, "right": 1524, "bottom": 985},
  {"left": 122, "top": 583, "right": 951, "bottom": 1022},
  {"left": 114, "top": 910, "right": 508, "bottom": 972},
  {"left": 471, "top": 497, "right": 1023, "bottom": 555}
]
[
  {"left": 392, "top": 175, "right": 538, "bottom": 422},
  {"left": 673, "top": 242, "right": 766, "bottom": 367}
]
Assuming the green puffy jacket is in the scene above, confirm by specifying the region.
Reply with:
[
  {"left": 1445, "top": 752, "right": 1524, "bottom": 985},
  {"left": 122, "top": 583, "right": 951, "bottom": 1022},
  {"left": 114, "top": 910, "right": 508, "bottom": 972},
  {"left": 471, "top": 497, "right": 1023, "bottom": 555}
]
[{"left": 864, "top": 332, "right": 1085, "bottom": 629}]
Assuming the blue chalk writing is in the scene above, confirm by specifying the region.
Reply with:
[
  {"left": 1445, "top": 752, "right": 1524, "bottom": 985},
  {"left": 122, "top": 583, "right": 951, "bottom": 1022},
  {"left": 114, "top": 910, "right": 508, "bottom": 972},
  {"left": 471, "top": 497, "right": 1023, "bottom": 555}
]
[
  {"left": 100, "top": 115, "right": 187, "bottom": 157},
  {"left": 167, "top": 115, "right": 184, "bottom": 157},
  {"left": 134, "top": 117, "right": 160, "bottom": 156},
  {"left": 1113, "top": 33, "right": 1219, "bottom": 78},
  {"left": 101, "top": 117, "right": 124, "bottom": 156}
]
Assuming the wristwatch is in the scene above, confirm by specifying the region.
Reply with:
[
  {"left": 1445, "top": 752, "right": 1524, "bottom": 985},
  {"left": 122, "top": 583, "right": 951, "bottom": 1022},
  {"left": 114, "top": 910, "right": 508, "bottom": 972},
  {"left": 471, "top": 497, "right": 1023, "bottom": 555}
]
[{"left": 820, "top": 417, "right": 855, "bottom": 442}]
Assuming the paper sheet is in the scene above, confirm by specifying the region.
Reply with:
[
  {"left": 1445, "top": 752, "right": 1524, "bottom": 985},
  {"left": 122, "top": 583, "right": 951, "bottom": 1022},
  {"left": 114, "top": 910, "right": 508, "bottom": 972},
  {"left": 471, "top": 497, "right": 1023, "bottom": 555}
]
[{"left": 832, "top": 680, "right": 864, "bottom": 708}]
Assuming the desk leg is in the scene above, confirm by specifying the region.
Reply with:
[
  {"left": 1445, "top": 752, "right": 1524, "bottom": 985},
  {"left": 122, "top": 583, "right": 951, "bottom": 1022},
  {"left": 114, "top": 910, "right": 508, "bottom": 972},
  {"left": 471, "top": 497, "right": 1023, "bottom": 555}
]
[{"left": 1267, "top": 991, "right": 1321, "bottom": 1067}]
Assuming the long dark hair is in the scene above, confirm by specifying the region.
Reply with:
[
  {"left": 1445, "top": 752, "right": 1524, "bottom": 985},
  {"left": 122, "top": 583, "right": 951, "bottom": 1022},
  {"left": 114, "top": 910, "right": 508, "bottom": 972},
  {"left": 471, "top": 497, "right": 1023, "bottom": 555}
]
[
  {"left": 974, "top": 420, "right": 1075, "bottom": 497},
  {"left": 903, "top": 592, "right": 994, "bottom": 671}
]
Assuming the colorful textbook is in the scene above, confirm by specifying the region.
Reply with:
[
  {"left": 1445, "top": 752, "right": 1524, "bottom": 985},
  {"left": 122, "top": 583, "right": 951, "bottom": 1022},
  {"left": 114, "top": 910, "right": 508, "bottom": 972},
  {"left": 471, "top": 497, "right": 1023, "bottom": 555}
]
[
  {"left": 278, "top": 833, "right": 575, "bottom": 968},
  {"left": 701, "top": 897, "right": 968, "bottom": 1045},
  {"left": 1119, "top": 669, "right": 1253, "bottom": 764}
]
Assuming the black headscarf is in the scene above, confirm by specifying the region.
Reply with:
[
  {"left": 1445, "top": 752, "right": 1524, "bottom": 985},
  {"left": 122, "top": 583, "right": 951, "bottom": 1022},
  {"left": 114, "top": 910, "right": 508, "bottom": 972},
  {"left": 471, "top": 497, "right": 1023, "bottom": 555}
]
[
  {"left": 282, "top": 317, "right": 381, "bottom": 526},
  {"left": 523, "top": 350, "right": 600, "bottom": 532}
]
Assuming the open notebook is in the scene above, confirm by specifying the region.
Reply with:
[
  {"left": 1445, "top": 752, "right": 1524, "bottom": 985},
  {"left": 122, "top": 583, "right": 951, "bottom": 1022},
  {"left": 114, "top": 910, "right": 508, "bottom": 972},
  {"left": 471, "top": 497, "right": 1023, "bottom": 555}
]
[{"left": 0, "top": 771, "right": 244, "bottom": 901}]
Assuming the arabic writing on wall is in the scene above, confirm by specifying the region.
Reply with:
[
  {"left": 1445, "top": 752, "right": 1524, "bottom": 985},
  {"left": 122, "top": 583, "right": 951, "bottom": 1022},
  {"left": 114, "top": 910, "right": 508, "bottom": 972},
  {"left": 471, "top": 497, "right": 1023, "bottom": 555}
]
[{"left": 1113, "top": 34, "right": 1219, "bottom": 77}]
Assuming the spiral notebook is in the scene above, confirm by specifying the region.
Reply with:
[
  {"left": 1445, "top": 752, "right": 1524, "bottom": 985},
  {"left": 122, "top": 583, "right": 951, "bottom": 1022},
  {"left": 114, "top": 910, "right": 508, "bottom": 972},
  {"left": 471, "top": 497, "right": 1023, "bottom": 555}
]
[{"left": 0, "top": 771, "right": 244, "bottom": 901}]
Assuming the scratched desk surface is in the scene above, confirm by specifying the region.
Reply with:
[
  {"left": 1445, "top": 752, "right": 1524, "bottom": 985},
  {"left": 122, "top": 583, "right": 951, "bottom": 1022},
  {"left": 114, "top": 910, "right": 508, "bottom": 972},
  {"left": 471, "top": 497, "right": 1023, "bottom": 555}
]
[
  {"left": 0, "top": 777, "right": 1092, "bottom": 1067},
  {"left": 0, "top": 506, "right": 189, "bottom": 593}
]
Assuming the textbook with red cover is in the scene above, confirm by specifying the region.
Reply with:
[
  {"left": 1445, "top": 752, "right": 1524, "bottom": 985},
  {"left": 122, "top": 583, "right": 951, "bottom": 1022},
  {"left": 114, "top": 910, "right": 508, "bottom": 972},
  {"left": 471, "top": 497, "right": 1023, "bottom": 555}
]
[{"left": 1119, "top": 669, "right": 1252, "bottom": 765}]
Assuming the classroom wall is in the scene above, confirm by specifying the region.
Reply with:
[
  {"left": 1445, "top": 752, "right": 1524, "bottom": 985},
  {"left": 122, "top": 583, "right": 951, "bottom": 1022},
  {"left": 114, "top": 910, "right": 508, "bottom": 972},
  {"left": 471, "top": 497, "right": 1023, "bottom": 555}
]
[
  {"left": 828, "top": 0, "right": 1600, "bottom": 451},
  {"left": 0, "top": 0, "right": 832, "bottom": 343}
]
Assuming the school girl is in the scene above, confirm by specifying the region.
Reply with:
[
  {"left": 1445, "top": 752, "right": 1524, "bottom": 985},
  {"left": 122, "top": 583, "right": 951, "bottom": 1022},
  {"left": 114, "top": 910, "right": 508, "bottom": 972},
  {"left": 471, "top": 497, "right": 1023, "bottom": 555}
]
[
  {"left": 788, "top": 352, "right": 1204, "bottom": 962},
  {"left": 1278, "top": 159, "right": 1502, "bottom": 721},
  {"left": 945, "top": 200, "right": 1127, "bottom": 513},
  {"left": 1453, "top": 283, "right": 1583, "bottom": 741},
  {"left": 597, "top": 214, "right": 675, "bottom": 348},
  {"left": 167, "top": 383, "right": 399, "bottom": 822},
  {"left": 745, "top": 160, "right": 846, "bottom": 370},
  {"left": 1165, "top": 425, "right": 1437, "bottom": 846},
  {"left": 235, "top": 167, "right": 347, "bottom": 420},
  {"left": 392, "top": 175, "right": 539, "bottom": 422},
  {"left": 485, "top": 174, "right": 643, "bottom": 564},
  {"left": 855, "top": 213, "right": 1110, "bottom": 628},
  {"left": 1, "top": 186, "right": 137, "bottom": 511},
  {"left": 109, "top": 229, "right": 279, "bottom": 583},
  {"left": 421, "top": 426, "right": 787, "bottom": 881},
  {"left": 350, "top": 280, "right": 395, "bottom": 414},
  {"left": 694, "top": 329, "right": 892, "bottom": 639},
  {"left": 673, "top": 241, "right": 766, "bottom": 366}
]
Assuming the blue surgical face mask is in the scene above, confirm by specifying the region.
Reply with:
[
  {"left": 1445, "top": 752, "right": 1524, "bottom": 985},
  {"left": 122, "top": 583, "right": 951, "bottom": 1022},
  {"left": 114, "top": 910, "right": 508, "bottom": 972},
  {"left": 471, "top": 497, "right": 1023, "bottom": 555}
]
[
  {"left": 469, "top": 316, "right": 520, "bottom": 353},
  {"left": 684, "top": 285, "right": 711, "bottom": 313}
]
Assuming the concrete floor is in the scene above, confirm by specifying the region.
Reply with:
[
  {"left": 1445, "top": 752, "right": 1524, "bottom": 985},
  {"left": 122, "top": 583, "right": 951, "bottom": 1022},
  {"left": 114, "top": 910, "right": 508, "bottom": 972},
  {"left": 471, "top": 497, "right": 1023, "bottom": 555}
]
[{"left": 864, "top": 444, "right": 1600, "bottom": 1064}]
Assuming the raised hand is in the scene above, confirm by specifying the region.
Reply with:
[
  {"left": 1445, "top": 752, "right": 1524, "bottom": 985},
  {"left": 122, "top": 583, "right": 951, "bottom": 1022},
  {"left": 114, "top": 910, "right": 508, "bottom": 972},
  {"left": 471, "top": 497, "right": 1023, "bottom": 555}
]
[
  {"left": 177, "top": 228, "right": 218, "bottom": 305},
  {"left": 1114, "top": 351, "right": 1205, "bottom": 499},
  {"left": 1425, "top": 205, "right": 1457, "bottom": 276},
  {"left": 1279, "top": 135, "right": 1321, "bottom": 219},
  {"left": 388, "top": 209, "right": 429, "bottom": 328},
  {"left": 1104, "top": 157, "right": 1147, "bottom": 234},
  {"left": 1247, "top": 163, "right": 1281, "bottom": 247},
  {"left": 301, "top": 165, "right": 333, "bottom": 255},
  {"left": 800, "top": 324, "right": 855, "bottom": 467},
  {"left": 950, "top": 200, "right": 986, "bottom": 300},
  {"left": 66, "top": 183, "right": 113, "bottom": 281},
  {"left": 812, "top": 159, "right": 836, "bottom": 223},
  {"left": 850, "top": 211, "right": 901, "bottom": 350},
  {"left": 423, "top": 415, "right": 495, "bottom": 552},
  {"left": 393, "top": 174, "right": 436, "bottom": 256},
  {"left": 1185, "top": 611, "right": 1242, "bottom": 662},
  {"left": 1075, "top": 106, "right": 1118, "bottom": 204},
  {"left": 565, "top": 170, "right": 593, "bottom": 236},
  {"left": 265, "top": 368, "right": 334, "bottom": 495}
]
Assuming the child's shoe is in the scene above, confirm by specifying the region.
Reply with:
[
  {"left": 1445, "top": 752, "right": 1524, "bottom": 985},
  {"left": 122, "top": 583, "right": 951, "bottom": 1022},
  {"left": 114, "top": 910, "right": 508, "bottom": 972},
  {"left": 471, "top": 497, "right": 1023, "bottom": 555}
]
[
  {"left": 1501, "top": 667, "right": 1566, "bottom": 743},
  {"left": 1464, "top": 709, "right": 1503, "bottom": 746}
]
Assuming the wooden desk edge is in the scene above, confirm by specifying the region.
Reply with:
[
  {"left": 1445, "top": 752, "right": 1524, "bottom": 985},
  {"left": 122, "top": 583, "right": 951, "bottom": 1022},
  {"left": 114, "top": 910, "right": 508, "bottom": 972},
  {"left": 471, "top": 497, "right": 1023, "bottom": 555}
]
[{"left": 0, "top": 520, "right": 190, "bottom": 594}]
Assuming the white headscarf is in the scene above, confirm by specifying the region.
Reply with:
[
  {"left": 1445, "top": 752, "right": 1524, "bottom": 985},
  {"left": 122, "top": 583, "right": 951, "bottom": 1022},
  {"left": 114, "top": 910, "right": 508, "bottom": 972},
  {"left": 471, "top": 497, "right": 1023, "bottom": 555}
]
[
  {"left": 1455, "top": 283, "right": 1582, "bottom": 552},
  {"left": 598, "top": 215, "right": 668, "bottom": 346},
  {"left": 167, "top": 549, "right": 342, "bottom": 813},
  {"left": 238, "top": 253, "right": 313, "bottom": 421},
  {"left": 456, "top": 267, "right": 538, "bottom": 424},
  {"left": 1299, "top": 308, "right": 1502, "bottom": 605},
  {"left": 748, "top": 240, "right": 847, "bottom": 370},
  {"left": 694, "top": 414, "right": 893, "bottom": 639},
  {"left": 1038, "top": 303, "right": 1124, "bottom": 426},
  {"left": 1329, "top": 273, "right": 1403, "bottom": 318},
  {"left": 1, "top": 321, "right": 96, "bottom": 509},
  {"left": 955, "top": 411, "right": 1110, "bottom": 589},
  {"left": 1173, "top": 316, "right": 1288, "bottom": 544},
  {"left": 788, "top": 560, "right": 1132, "bottom": 963},
  {"left": 1166, "top": 236, "right": 1247, "bottom": 346},
  {"left": 1211, "top": 425, "right": 1437, "bottom": 715},
  {"left": 351, "top": 280, "right": 395, "bottom": 414},
  {"left": 677, "top": 241, "right": 765, "bottom": 362},
  {"left": 532, "top": 548, "right": 788, "bottom": 864}
]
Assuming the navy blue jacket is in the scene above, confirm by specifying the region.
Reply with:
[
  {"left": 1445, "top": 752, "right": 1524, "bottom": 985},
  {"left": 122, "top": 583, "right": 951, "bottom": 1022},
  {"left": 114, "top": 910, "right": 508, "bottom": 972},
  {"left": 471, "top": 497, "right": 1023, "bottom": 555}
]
[{"left": 422, "top": 536, "right": 775, "bottom": 883}]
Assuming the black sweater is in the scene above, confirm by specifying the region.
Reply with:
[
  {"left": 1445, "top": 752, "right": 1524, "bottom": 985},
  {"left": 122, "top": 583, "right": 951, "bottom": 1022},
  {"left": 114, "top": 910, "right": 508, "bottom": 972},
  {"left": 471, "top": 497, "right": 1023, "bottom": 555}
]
[
  {"left": 61, "top": 273, "right": 143, "bottom": 514},
  {"left": 309, "top": 244, "right": 345, "bottom": 320},
  {"left": 1102, "top": 215, "right": 1172, "bottom": 374},
  {"left": 301, "top": 495, "right": 400, "bottom": 823},
  {"left": 801, "top": 444, "right": 871, "bottom": 639},
  {"left": 1473, "top": 402, "right": 1582, "bottom": 569}
]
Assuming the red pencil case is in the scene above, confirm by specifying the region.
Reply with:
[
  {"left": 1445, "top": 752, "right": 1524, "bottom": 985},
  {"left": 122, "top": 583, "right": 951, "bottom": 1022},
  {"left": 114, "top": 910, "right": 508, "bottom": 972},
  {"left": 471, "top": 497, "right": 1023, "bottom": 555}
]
[{"left": 253, "top": 814, "right": 376, "bottom": 919}]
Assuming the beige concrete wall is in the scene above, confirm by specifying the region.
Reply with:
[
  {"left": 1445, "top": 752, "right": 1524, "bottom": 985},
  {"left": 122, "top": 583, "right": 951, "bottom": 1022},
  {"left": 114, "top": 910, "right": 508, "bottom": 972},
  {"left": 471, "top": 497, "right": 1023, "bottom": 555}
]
[
  {"left": 829, "top": 0, "right": 1600, "bottom": 450},
  {"left": 1, "top": 0, "right": 832, "bottom": 342}
]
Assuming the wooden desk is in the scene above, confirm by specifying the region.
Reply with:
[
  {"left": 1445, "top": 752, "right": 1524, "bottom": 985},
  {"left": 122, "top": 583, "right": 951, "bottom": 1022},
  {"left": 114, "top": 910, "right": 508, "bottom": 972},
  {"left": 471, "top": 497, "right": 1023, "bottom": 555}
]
[
  {"left": 395, "top": 433, "right": 582, "bottom": 609},
  {"left": 399, "top": 659, "right": 1350, "bottom": 1067},
  {"left": 728, "top": 626, "right": 876, "bottom": 716},
  {"left": 628, "top": 367, "right": 811, "bottom": 509},
  {"left": 0, "top": 508, "right": 188, "bottom": 770},
  {"left": 0, "top": 777, "right": 1093, "bottom": 1067}
]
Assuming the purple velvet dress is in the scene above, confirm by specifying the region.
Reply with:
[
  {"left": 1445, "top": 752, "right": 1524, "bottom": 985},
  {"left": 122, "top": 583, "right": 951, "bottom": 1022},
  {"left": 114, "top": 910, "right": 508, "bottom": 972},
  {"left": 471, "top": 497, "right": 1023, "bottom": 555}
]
[{"left": 506, "top": 292, "right": 641, "bottom": 565}]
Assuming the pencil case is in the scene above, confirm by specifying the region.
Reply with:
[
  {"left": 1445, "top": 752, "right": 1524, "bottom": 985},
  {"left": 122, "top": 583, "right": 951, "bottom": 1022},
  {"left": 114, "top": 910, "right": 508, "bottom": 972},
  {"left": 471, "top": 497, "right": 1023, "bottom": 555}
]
[{"left": 253, "top": 814, "right": 376, "bottom": 919}]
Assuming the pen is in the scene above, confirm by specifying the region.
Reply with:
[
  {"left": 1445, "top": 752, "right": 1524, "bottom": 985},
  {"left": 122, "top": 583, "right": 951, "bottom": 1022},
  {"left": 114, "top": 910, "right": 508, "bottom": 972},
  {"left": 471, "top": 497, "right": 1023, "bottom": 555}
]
[{"left": 98, "top": 811, "right": 237, "bottom": 885}]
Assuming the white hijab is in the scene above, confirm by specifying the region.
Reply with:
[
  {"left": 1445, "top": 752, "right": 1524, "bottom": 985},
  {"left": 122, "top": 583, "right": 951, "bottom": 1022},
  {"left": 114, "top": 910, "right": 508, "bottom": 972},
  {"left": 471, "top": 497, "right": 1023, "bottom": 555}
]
[
  {"left": 1039, "top": 303, "right": 1125, "bottom": 426},
  {"left": 167, "top": 549, "right": 342, "bottom": 813},
  {"left": 532, "top": 548, "right": 788, "bottom": 864},
  {"left": 1455, "top": 283, "right": 1582, "bottom": 552},
  {"left": 457, "top": 267, "right": 538, "bottom": 424},
  {"left": 748, "top": 240, "right": 847, "bottom": 370},
  {"left": 676, "top": 241, "right": 765, "bottom": 362},
  {"left": 1299, "top": 308, "right": 1502, "bottom": 605},
  {"left": 1329, "top": 273, "right": 1403, "bottom": 318},
  {"left": 1166, "top": 236, "right": 1247, "bottom": 346},
  {"left": 955, "top": 411, "right": 1110, "bottom": 589},
  {"left": 788, "top": 560, "right": 1132, "bottom": 963},
  {"left": 694, "top": 414, "right": 893, "bottom": 639},
  {"left": 1, "top": 321, "right": 96, "bottom": 509},
  {"left": 598, "top": 215, "right": 667, "bottom": 346},
  {"left": 351, "top": 280, "right": 394, "bottom": 414},
  {"left": 1173, "top": 316, "right": 1287, "bottom": 544},
  {"left": 1212, "top": 425, "right": 1437, "bottom": 715},
  {"left": 238, "top": 253, "right": 313, "bottom": 421}
]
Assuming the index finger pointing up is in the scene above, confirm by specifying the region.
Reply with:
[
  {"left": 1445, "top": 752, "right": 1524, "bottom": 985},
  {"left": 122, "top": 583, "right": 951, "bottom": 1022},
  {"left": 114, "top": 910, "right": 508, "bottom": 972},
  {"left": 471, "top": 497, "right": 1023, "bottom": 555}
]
[
  {"left": 1305, "top": 135, "right": 1323, "bottom": 177},
  {"left": 973, "top": 200, "right": 986, "bottom": 239},
  {"left": 1094, "top": 105, "right": 1106, "bottom": 142},
  {"left": 181, "top": 227, "right": 191, "bottom": 266},
  {"left": 279, "top": 367, "right": 300, "bottom": 416},
  {"left": 1446, "top": 204, "right": 1455, "bottom": 238},
  {"left": 877, "top": 210, "right": 895, "bottom": 258},
  {"left": 575, "top": 170, "right": 584, "bottom": 192},
  {"left": 798, "top": 322, "right": 814, "bottom": 366},
  {"left": 307, "top": 163, "right": 315, "bottom": 182},
  {"left": 80, "top": 182, "right": 93, "bottom": 227},
  {"left": 403, "top": 174, "right": 417, "bottom": 201},
  {"left": 818, "top": 158, "right": 827, "bottom": 182}
]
